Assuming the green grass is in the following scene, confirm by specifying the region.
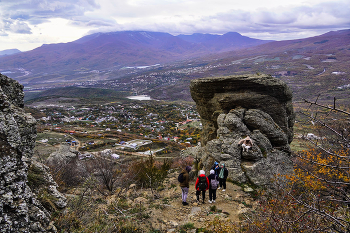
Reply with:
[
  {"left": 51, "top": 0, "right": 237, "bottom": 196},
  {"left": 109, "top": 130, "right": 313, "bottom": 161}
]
[
  {"left": 290, "top": 139, "right": 310, "bottom": 152},
  {"left": 36, "top": 132, "right": 74, "bottom": 146}
]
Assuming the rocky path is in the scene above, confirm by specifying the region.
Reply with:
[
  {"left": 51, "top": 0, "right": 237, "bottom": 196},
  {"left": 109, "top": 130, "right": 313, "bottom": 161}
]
[
  {"left": 67, "top": 170, "right": 256, "bottom": 232},
  {"left": 144, "top": 173, "right": 255, "bottom": 232}
]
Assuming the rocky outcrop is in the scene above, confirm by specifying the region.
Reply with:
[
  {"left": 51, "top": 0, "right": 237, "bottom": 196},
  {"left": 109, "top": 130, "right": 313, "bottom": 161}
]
[
  {"left": 190, "top": 74, "right": 295, "bottom": 186},
  {"left": 190, "top": 74, "right": 294, "bottom": 145},
  {"left": 46, "top": 143, "right": 78, "bottom": 166},
  {"left": 0, "top": 73, "right": 65, "bottom": 232}
]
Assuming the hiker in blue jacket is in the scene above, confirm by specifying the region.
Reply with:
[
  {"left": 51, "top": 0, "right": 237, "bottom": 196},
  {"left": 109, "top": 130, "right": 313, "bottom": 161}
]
[
  {"left": 208, "top": 169, "right": 219, "bottom": 203},
  {"left": 211, "top": 161, "right": 220, "bottom": 176}
]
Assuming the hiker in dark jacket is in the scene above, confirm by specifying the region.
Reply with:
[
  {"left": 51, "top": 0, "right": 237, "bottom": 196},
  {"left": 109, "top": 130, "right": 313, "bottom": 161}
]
[
  {"left": 211, "top": 161, "right": 220, "bottom": 176},
  {"left": 217, "top": 163, "right": 228, "bottom": 191},
  {"left": 180, "top": 166, "right": 191, "bottom": 205},
  {"left": 208, "top": 169, "right": 219, "bottom": 203},
  {"left": 195, "top": 170, "right": 209, "bottom": 204}
]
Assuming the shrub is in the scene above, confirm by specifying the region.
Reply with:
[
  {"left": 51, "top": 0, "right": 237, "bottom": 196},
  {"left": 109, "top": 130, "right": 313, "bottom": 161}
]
[
  {"left": 129, "top": 154, "right": 171, "bottom": 189},
  {"left": 171, "top": 156, "right": 194, "bottom": 169},
  {"left": 84, "top": 154, "right": 131, "bottom": 196},
  {"left": 179, "top": 222, "right": 195, "bottom": 232},
  {"left": 205, "top": 217, "right": 237, "bottom": 232}
]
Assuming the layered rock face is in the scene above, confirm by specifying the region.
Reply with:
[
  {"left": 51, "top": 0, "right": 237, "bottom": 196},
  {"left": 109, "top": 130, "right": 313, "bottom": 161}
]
[
  {"left": 190, "top": 74, "right": 295, "bottom": 185},
  {"left": 0, "top": 74, "right": 64, "bottom": 232}
]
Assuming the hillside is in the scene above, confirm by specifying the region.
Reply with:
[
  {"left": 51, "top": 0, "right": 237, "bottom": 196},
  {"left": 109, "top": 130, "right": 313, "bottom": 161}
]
[
  {"left": 0, "top": 31, "right": 270, "bottom": 84},
  {"left": 103, "top": 29, "right": 350, "bottom": 102}
]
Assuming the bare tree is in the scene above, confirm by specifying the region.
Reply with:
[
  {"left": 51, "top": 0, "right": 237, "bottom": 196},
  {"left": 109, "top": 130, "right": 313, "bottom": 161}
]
[{"left": 84, "top": 153, "right": 133, "bottom": 196}]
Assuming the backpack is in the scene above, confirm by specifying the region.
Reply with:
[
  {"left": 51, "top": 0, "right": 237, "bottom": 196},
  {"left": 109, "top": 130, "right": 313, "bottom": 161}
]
[
  {"left": 210, "top": 176, "right": 219, "bottom": 189},
  {"left": 178, "top": 172, "right": 185, "bottom": 183},
  {"left": 198, "top": 176, "right": 208, "bottom": 191}
]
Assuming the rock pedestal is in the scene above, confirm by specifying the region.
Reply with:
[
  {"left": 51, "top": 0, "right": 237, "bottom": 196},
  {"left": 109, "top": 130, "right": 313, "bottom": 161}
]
[{"left": 190, "top": 74, "right": 295, "bottom": 185}]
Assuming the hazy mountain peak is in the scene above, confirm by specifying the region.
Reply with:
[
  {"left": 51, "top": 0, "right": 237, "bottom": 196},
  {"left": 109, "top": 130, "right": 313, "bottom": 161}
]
[{"left": 0, "top": 49, "right": 21, "bottom": 56}]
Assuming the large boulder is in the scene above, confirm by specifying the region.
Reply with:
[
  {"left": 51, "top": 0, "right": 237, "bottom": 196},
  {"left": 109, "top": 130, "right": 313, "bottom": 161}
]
[
  {"left": 190, "top": 74, "right": 294, "bottom": 145},
  {"left": 0, "top": 73, "right": 65, "bottom": 232},
  {"left": 189, "top": 74, "right": 295, "bottom": 186},
  {"left": 46, "top": 143, "right": 78, "bottom": 166}
]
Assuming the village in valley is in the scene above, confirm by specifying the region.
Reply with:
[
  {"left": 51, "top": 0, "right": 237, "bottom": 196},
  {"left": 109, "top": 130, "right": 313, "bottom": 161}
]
[{"left": 28, "top": 97, "right": 202, "bottom": 160}]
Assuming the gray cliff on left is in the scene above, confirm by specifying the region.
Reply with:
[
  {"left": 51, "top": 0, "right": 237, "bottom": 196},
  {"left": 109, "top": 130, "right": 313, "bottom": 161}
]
[{"left": 0, "top": 74, "right": 64, "bottom": 232}]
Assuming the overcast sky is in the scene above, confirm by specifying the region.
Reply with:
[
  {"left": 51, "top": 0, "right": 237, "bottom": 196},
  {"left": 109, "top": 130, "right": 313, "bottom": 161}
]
[{"left": 0, "top": 0, "right": 349, "bottom": 51}]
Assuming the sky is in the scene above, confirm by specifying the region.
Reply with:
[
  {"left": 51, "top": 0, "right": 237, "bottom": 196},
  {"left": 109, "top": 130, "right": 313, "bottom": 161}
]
[{"left": 0, "top": 0, "right": 350, "bottom": 51}]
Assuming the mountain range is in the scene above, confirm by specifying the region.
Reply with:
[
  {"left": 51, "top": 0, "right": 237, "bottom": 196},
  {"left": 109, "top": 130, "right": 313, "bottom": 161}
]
[
  {"left": 1, "top": 29, "right": 350, "bottom": 103},
  {"left": 0, "top": 31, "right": 271, "bottom": 82}
]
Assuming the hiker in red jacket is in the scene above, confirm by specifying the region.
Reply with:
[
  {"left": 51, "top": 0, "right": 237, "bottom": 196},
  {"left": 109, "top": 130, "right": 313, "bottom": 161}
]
[{"left": 195, "top": 170, "right": 209, "bottom": 204}]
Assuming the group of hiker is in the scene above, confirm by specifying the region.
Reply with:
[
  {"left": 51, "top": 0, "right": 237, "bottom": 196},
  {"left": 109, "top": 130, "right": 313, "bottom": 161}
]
[
  {"left": 179, "top": 162, "right": 228, "bottom": 206},
  {"left": 179, "top": 136, "right": 253, "bottom": 205}
]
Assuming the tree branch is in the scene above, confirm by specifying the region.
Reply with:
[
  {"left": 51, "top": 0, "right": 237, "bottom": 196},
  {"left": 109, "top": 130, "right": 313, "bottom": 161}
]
[{"left": 302, "top": 98, "right": 350, "bottom": 116}]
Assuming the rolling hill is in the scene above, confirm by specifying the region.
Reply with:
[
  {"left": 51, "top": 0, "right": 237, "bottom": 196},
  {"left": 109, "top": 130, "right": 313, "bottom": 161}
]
[
  {"left": 0, "top": 31, "right": 271, "bottom": 84},
  {"left": 100, "top": 29, "right": 350, "bottom": 102}
]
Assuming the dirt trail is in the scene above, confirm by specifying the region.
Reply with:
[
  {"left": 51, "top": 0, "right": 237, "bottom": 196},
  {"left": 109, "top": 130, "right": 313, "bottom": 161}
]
[{"left": 146, "top": 174, "right": 255, "bottom": 231}]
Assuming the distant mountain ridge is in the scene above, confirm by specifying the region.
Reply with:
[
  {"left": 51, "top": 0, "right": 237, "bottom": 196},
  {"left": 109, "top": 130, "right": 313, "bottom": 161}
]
[
  {"left": 215, "top": 29, "right": 350, "bottom": 59},
  {"left": 0, "top": 31, "right": 271, "bottom": 80},
  {"left": 178, "top": 32, "right": 273, "bottom": 52},
  {"left": 1, "top": 28, "right": 350, "bottom": 104},
  {"left": 0, "top": 49, "right": 21, "bottom": 57}
]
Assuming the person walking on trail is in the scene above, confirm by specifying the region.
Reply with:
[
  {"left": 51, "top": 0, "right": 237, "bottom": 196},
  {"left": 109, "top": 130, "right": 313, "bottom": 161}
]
[
  {"left": 195, "top": 170, "right": 209, "bottom": 204},
  {"left": 208, "top": 169, "right": 219, "bottom": 203},
  {"left": 218, "top": 163, "right": 228, "bottom": 191},
  {"left": 179, "top": 166, "right": 192, "bottom": 206}
]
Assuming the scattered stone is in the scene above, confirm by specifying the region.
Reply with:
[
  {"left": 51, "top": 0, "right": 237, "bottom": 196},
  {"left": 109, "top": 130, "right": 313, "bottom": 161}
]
[
  {"left": 169, "top": 220, "right": 178, "bottom": 227},
  {"left": 243, "top": 186, "right": 254, "bottom": 193},
  {"left": 191, "top": 207, "right": 201, "bottom": 214}
]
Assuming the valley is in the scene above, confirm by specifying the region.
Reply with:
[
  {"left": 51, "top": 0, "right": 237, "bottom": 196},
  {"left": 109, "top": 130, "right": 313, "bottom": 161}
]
[{"left": 12, "top": 29, "right": 349, "bottom": 107}]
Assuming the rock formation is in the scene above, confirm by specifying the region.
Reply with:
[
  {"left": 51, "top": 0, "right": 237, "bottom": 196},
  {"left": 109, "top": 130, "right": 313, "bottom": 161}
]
[
  {"left": 0, "top": 73, "right": 65, "bottom": 232},
  {"left": 46, "top": 143, "right": 79, "bottom": 166},
  {"left": 190, "top": 74, "right": 295, "bottom": 185}
]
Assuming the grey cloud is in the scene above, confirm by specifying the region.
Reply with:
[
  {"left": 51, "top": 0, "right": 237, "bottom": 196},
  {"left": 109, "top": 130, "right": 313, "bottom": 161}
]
[
  {"left": 0, "top": 30, "right": 9, "bottom": 36},
  {"left": 187, "top": 1, "right": 350, "bottom": 35},
  {"left": 86, "top": 0, "right": 350, "bottom": 40},
  {"left": 85, "top": 20, "right": 115, "bottom": 27},
  {"left": 3, "top": 0, "right": 100, "bottom": 19},
  {"left": 9, "top": 21, "right": 32, "bottom": 34},
  {"left": 27, "top": 18, "right": 51, "bottom": 25},
  {"left": 69, "top": 16, "right": 117, "bottom": 27},
  {"left": 1, "top": 0, "right": 103, "bottom": 34}
]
